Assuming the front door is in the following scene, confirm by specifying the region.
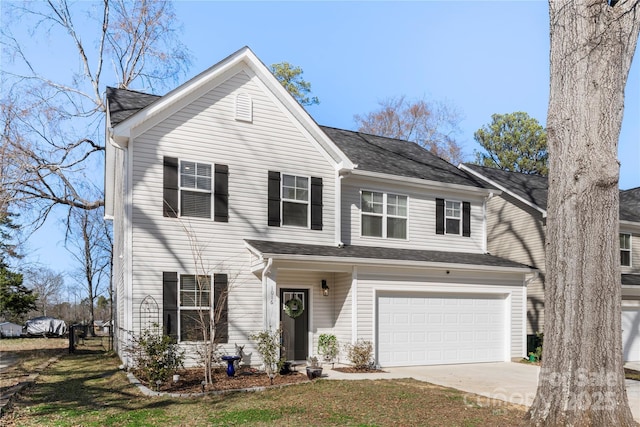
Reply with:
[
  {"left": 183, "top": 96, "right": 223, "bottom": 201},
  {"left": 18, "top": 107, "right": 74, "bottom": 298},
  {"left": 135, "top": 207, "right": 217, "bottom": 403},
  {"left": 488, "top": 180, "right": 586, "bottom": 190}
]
[{"left": 280, "top": 289, "right": 309, "bottom": 361}]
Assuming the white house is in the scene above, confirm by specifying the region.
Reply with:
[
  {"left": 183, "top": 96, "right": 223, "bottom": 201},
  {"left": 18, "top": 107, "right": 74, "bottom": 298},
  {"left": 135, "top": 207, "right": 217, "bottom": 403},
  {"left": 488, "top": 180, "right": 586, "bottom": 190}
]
[{"left": 105, "top": 47, "right": 533, "bottom": 368}]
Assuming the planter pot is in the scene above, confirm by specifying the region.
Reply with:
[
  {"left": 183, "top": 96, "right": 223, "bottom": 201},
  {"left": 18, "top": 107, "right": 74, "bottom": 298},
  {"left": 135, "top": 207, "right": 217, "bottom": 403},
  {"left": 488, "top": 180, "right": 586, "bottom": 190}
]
[{"left": 306, "top": 366, "right": 323, "bottom": 380}]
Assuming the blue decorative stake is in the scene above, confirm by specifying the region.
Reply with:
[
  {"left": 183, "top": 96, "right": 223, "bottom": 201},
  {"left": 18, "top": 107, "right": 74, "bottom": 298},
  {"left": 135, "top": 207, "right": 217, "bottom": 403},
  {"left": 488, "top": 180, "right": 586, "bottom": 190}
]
[{"left": 221, "top": 355, "right": 241, "bottom": 377}]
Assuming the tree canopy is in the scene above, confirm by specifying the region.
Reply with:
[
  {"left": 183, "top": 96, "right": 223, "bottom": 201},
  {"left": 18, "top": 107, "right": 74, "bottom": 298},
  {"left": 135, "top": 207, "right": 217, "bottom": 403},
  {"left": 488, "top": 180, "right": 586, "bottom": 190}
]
[
  {"left": 270, "top": 62, "right": 319, "bottom": 106},
  {"left": 354, "top": 96, "right": 465, "bottom": 165},
  {"left": 0, "top": 265, "right": 37, "bottom": 323},
  {"left": 473, "top": 112, "right": 548, "bottom": 176}
]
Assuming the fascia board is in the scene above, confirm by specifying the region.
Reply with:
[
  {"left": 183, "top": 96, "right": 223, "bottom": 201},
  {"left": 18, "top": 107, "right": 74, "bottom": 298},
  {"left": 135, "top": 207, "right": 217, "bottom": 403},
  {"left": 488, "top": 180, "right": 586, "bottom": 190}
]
[
  {"left": 348, "top": 169, "right": 498, "bottom": 198},
  {"left": 459, "top": 164, "right": 547, "bottom": 217},
  {"left": 258, "top": 252, "right": 534, "bottom": 274}
]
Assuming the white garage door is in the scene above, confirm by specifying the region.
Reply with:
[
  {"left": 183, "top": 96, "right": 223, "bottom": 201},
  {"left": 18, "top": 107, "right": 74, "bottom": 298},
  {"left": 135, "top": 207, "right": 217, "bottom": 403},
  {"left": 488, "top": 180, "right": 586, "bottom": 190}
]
[
  {"left": 622, "top": 308, "right": 640, "bottom": 362},
  {"left": 377, "top": 293, "right": 506, "bottom": 367}
]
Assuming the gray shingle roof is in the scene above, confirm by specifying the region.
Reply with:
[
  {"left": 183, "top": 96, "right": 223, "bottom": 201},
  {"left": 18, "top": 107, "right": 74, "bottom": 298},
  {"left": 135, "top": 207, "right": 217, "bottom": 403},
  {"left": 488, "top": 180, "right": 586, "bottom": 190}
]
[
  {"left": 246, "top": 239, "right": 533, "bottom": 270},
  {"left": 321, "top": 126, "right": 485, "bottom": 188},
  {"left": 463, "top": 163, "right": 640, "bottom": 222},
  {"left": 462, "top": 164, "right": 548, "bottom": 209},
  {"left": 106, "top": 87, "right": 159, "bottom": 126}
]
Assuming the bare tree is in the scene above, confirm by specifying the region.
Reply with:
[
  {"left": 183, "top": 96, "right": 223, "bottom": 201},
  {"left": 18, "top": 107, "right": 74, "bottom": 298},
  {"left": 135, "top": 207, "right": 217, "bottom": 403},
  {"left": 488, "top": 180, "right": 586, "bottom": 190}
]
[
  {"left": 65, "top": 206, "right": 112, "bottom": 335},
  {"left": 23, "top": 267, "right": 64, "bottom": 317},
  {"left": 354, "top": 95, "right": 465, "bottom": 164},
  {"left": 526, "top": 0, "right": 640, "bottom": 425},
  {"left": 0, "top": 0, "right": 191, "bottom": 223}
]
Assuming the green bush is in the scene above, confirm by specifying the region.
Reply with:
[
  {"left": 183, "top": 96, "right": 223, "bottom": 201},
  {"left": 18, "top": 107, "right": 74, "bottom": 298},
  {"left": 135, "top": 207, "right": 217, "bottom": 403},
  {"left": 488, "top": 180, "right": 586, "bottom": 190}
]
[
  {"left": 345, "top": 339, "right": 373, "bottom": 370},
  {"left": 128, "top": 326, "right": 185, "bottom": 385},
  {"left": 250, "top": 328, "right": 284, "bottom": 384},
  {"left": 318, "top": 333, "right": 339, "bottom": 362}
]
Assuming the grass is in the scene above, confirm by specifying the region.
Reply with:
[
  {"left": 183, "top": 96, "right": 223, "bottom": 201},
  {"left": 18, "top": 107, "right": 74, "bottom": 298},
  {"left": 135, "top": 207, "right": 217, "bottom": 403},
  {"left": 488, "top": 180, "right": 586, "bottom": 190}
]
[{"left": 2, "top": 338, "right": 528, "bottom": 426}]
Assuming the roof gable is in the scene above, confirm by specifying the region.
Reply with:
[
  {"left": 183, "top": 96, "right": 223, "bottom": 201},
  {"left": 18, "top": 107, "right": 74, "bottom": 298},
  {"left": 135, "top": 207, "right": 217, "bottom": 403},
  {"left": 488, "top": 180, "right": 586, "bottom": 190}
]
[{"left": 461, "top": 163, "right": 640, "bottom": 223}]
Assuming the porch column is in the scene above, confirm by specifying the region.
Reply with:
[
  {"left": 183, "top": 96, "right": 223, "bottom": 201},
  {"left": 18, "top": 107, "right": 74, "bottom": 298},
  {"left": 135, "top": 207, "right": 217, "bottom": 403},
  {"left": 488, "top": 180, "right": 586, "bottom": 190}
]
[
  {"left": 265, "top": 269, "right": 279, "bottom": 331},
  {"left": 351, "top": 266, "right": 358, "bottom": 343}
]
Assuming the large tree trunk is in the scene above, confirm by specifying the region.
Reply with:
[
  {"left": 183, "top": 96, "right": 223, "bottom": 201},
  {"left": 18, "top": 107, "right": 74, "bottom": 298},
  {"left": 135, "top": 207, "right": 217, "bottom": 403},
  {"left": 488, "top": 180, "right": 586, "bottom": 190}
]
[{"left": 526, "top": 1, "right": 640, "bottom": 425}]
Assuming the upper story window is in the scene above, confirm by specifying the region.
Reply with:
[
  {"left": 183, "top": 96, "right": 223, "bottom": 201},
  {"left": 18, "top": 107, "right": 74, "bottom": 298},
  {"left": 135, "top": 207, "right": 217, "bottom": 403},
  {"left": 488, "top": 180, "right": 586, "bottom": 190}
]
[
  {"left": 268, "top": 171, "right": 323, "bottom": 230},
  {"left": 445, "top": 200, "right": 461, "bottom": 235},
  {"left": 163, "top": 157, "right": 228, "bottom": 222},
  {"left": 436, "top": 198, "right": 471, "bottom": 237},
  {"left": 180, "top": 161, "right": 212, "bottom": 218},
  {"left": 361, "top": 191, "right": 408, "bottom": 239},
  {"left": 179, "top": 274, "right": 211, "bottom": 342},
  {"left": 282, "top": 174, "right": 309, "bottom": 227},
  {"left": 621, "top": 233, "right": 632, "bottom": 267}
]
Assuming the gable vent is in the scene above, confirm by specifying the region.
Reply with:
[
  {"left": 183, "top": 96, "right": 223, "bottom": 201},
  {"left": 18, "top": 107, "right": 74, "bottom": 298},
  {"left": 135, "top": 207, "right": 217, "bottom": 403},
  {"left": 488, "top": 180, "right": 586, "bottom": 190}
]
[{"left": 235, "top": 93, "right": 253, "bottom": 122}]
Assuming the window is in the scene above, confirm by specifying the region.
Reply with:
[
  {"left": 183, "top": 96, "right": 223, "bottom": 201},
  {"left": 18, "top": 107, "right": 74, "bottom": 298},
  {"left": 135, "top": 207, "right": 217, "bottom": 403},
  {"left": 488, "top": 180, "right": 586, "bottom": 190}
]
[
  {"left": 361, "top": 191, "right": 407, "bottom": 239},
  {"left": 282, "top": 174, "right": 309, "bottom": 227},
  {"left": 163, "top": 157, "right": 228, "bottom": 221},
  {"left": 180, "top": 161, "right": 212, "bottom": 218},
  {"left": 445, "top": 201, "right": 461, "bottom": 235},
  {"left": 621, "top": 233, "right": 632, "bottom": 267},
  {"left": 435, "top": 198, "right": 471, "bottom": 237},
  {"left": 179, "top": 275, "right": 211, "bottom": 341}
]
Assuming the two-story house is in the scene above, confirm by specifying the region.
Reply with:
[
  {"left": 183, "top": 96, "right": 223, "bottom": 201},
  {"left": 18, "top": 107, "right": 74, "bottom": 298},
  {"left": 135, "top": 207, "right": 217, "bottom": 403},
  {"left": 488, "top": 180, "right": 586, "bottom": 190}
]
[
  {"left": 105, "top": 47, "right": 533, "bottom": 368},
  {"left": 460, "top": 163, "right": 640, "bottom": 361}
]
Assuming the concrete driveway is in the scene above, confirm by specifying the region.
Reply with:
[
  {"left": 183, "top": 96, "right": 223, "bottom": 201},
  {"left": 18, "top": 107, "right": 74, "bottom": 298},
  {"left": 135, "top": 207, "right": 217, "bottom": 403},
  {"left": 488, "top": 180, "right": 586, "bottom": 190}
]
[{"left": 379, "top": 362, "right": 640, "bottom": 421}]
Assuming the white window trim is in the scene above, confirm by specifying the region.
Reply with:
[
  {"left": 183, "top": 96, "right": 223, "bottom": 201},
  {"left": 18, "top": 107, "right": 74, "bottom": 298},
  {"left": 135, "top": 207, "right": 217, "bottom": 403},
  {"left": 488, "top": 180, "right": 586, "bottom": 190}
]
[
  {"left": 179, "top": 159, "right": 213, "bottom": 219},
  {"left": 445, "top": 199, "right": 462, "bottom": 236},
  {"left": 621, "top": 233, "right": 632, "bottom": 267},
  {"left": 360, "top": 189, "right": 409, "bottom": 240},
  {"left": 281, "top": 173, "right": 311, "bottom": 228},
  {"left": 178, "top": 274, "right": 212, "bottom": 343}
]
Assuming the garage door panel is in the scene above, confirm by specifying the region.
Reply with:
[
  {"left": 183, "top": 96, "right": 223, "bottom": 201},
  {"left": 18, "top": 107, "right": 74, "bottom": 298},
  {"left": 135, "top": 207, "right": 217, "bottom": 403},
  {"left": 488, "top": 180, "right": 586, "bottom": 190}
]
[{"left": 377, "top": 294, "right": 506, "bottom": 367}]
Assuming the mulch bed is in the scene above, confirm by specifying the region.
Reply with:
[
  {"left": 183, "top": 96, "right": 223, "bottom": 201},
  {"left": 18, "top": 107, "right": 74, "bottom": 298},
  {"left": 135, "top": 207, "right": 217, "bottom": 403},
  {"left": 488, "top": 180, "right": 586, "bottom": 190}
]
[{"left": 134, "top": 367, "right": 309, "bottom": 394}]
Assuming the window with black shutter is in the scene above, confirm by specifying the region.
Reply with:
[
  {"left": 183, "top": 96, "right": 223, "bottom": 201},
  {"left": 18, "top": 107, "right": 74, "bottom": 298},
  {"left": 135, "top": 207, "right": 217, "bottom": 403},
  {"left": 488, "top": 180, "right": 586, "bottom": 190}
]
[
  {"left": 214, "top": 273, "right": 228, "bottom": 343},
  {"left": 268, "top": 171, "right": 323, "bottom": 229},
  {"left": 436, "top": 198, "right": 471, "bottom": 237}
]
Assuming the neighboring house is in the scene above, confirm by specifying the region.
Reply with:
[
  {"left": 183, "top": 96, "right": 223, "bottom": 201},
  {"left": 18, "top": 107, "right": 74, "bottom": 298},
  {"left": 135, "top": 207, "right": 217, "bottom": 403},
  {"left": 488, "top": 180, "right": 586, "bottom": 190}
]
[
  {"left": 105, "top": 47, "right": 533, "bottom": 368},
  {"left": 460, "top": 163, "right": 640, "bottom": 360}
]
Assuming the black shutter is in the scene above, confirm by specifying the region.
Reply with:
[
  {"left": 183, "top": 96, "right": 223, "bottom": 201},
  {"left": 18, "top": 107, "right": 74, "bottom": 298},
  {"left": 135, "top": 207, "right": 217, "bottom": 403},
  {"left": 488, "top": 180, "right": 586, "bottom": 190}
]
[
  {"left": 435, "top": 198, "right": 445, "bottom": 235},
  {"left": 163, "top": 272, "right": 178, "bottom": 340},
  {"left": 163, "top": 157, "right": 179, "bottom": 217},
  {"left": 214, "top": 273, "right": 228, "bottom": 343},
  {"left": 268, "top": 171, "right": 281, "bottom": 227},
  {"left": 214, "top": 164, "right": 229, "bottom": 222},
  {"left": 462, "top": 202, "right": 471, "bottom": 237},
  {"left": 310, "top": 177, "right": 323, "bottom": 230}
]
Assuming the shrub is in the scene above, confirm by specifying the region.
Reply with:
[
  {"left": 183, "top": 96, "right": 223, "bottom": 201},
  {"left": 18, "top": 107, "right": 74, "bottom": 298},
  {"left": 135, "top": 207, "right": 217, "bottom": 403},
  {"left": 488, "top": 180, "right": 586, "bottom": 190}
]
[
  {"left": 250, "top": 328, "right": 284, "bottom": 384},
  {"left": 345, "top": 339, "right": 374, "bottom": 370},
  {"left": 318, "top": 333, "right": 339, "bottom": 362},
  {"left": 127, "top": 326, "right": 185, "bottom": 385}
]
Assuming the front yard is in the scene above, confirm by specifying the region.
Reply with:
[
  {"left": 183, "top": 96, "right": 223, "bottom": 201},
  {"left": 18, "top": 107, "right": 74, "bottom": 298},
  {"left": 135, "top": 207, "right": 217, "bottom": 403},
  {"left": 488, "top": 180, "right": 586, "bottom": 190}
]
[{"left": 1, "top": 337, "right": 528, "bottom": 426}]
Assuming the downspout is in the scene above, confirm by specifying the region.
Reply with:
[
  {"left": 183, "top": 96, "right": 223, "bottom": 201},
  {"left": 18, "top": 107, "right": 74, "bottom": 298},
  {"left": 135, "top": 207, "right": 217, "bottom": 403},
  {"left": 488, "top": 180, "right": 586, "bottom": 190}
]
[
  {"left": 262, "top": 257, "right": 274, "bottom": 329},
  {"left": 523, "top": 270, "right": 540, "bottom": 358}
]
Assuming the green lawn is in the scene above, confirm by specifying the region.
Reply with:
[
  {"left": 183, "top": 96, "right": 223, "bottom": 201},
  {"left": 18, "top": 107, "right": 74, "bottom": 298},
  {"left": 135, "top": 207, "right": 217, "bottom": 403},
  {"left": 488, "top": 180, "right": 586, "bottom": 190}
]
[{"left": 3, "top": 338, "right": 527, "bottom": 427}]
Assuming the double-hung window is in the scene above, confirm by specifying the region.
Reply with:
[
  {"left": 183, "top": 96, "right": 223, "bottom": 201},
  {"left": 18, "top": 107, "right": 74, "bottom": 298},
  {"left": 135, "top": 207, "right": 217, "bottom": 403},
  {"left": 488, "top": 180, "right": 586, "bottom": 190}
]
[
  {"left": 445, "top": 200, "right": 461, "bottom": 235},
  {"left": 361, "top": 191, "right": 407, "bottom": 239},
  {"left": 621, "top": 233, "right": 632, "bottom": 267},
  {"left": 179, "top": 275, "right": 211, "bottom": 341},
  {"left": 282, "top": 174, "right": 309, "bottom": 227},
  {"left": 180, "top": 161, "right": 212, "bottom": 218}
]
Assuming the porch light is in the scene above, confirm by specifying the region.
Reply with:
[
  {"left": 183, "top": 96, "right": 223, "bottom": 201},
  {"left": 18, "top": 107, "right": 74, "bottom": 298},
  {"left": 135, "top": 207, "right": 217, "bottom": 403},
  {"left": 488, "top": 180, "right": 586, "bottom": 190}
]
[{"left": 321, "top": 280, "right": 329, "bottom": 297}]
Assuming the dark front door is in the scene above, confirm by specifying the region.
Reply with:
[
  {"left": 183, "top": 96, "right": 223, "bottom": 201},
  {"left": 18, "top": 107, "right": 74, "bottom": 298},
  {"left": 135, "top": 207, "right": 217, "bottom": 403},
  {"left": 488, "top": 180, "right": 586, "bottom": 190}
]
[{"left": 280, "top": 289, "right": 309, "bottom": 361}]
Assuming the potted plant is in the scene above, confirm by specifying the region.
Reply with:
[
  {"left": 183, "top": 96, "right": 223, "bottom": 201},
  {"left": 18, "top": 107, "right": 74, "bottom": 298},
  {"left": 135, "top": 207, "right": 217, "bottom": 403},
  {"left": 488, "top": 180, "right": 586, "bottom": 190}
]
[
  {"left": 318, "top": 333, "right": 339, "bottom": 366},
  {"left": 306, "top": 356, "right": 323, "bottom": 379}
]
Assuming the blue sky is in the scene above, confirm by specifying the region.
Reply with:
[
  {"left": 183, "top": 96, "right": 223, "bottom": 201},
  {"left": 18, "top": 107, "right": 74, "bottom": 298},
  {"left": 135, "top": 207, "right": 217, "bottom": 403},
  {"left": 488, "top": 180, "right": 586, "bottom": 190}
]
[{"left": 9, "top": 1, "right": 640, "bottom": 278}]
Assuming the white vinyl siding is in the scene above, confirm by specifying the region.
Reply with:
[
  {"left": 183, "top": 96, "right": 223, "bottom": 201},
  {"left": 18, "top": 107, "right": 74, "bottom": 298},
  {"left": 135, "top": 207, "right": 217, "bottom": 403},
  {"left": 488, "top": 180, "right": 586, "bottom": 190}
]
[
  {"left": 485, "top": 195, "right": 546, "bottom": 335},
  {"left": 126, "top": 69, "right": 337, "bottom": 363},
  {"left": 342, "top": 180, "right": 484, "bottom": 252}
]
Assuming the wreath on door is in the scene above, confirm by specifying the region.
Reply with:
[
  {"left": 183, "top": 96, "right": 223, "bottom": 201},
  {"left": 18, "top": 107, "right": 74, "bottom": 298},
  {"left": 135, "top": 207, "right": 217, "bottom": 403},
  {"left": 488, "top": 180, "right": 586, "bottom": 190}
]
[{"left": 284, "top": 297, "right": 304, "bottom": 318}]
